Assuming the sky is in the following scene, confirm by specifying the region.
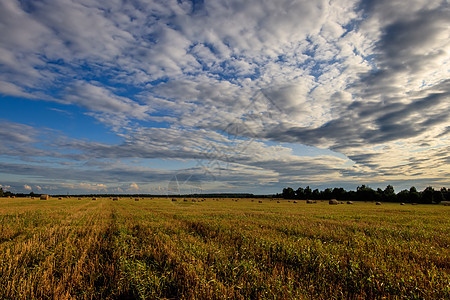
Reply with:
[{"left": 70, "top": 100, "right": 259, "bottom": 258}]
[{"left": 0, "top": 0, "right": 449, "bottom": 195}]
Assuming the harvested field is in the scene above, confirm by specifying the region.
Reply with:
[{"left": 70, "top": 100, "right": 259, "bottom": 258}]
[{"left": 0, "top": 197, "right": 448, "bottom": 299}]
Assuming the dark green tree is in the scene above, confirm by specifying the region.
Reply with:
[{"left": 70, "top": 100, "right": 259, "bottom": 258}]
[
  {"left": 409, "top": 187, "right": 420, "bottom": 203},
  {"left": 322, "top": 188, "right": 333, "bottom": 200},
  {"left": 397, "top": 189, "right": 409, "bottom": 203},
  {"left": 312, "top": 189, "right": 320, "bottom": 200},
  {"left": 282, "top": 187, "right": 295, "bottom": 199},
  {"left": 304, "top": 186, "right": 312, "bottom": 199},
  {"left": 357, "top": 185, "right": 378, "bottom": 202},
  {"left": 383, "top": 185, "right": 396, "bottom": 202},
  {"left": 432, "top": 190, "right": 443, "bottom": 204},
  {"left": 441, "top": 187, "right": 450, "bottom": 201},
  {"left": 296, "top": 187, "right": 305, "bottom": 200},
  {"left": 332, "top": 187, "right": 346, "bottom": 200},
  {"left": 421, "top": 186, "right": 434, "bottom": 204}
]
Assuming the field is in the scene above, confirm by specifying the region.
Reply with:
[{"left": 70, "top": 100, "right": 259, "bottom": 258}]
[{"left": 0, "top": 197, "right": 448, "bottom": 299}]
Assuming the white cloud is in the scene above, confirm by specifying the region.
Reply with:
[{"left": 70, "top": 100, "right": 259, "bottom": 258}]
[
  {"left": 129, "top": 182, "right": 139, "bottom": 190},
  {"left": 64, "top": 81, "right": 151, "bottom": 120}
]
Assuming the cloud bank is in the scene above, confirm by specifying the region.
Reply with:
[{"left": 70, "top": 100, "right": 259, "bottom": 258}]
[{"left": 0, "top": 0, "right": 448, "bottom": 194}]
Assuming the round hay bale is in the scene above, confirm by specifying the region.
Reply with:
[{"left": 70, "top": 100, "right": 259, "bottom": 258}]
[
  {"left": 92, "top": 197, "right": 97, "bottom": 201},
  {"left": 171, "top": 198, "right": 177, "bottom": 202},
  {"left": 135, "top": 198, "right": 140, "bottom": 201},
  {"left": 329, "top": 199, "right": 339, "bottom": 205},
  {"left": 400, "top": 203, "right": 405, "bottom": 205},
  {"left": 40, "top": 195, "right": 49, "bottom": 200},
  {"left": 347, "top": 201, "right": 353, "bottom": 205},
  {"left": 112, "top": 197, "right": 119, "bottom": 201},
  {"left": 258, "top": 200, "right": 263, "bottom": 203},
  {"left": 376, "top": 202, "right": 381, "bottom": 205},
  {"left": 293, "top": 200, "right": 298, "bottom": 203},
  {"left": 277, "top": 200, "right": 280, "bottom": 203},
  {"left": 306, "top": 200, "right": 314, "bottom": 204},
  {"left": 58, "top": 197, "right": 62, "bottom": 200}
]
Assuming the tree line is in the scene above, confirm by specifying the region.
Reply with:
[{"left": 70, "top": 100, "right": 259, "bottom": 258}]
[{"left": 281, "top": 185, "right": 449, "bottom": 204}]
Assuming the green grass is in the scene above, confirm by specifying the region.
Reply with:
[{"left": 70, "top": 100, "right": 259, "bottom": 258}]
[{"left": 0, "top": 197, "right": 448, "bottom": 299}]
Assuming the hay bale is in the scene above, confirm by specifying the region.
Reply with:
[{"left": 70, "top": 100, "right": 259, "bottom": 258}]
[
  {"left": 306, "top": 200, "right": 315, "bottom": 204},
  {"left": 293, "top": 200, "right": 298, "bottom": 203},
  {"left": 92, "top": 197, "right": 97, "bottom": 201},
  {"left": 112, "top": 197, "right": 119, "bottom": 201},
  {"left": 277, "top": 201, "right": 280, "bottom": 203},
  {"left": 135, "top": 198, "right": 140, "bottom": 201},
  {"left": 258, "top": 200, "right": 263, "bottom": 203},
  {"left": 376, "top": 202, "right": 381, "bottom": 205},
  {"left": 441, "top": 201, "right": 450, "bottom": 206},
  {"left": 171, "top": 198, "right": 177, "bottom": 202},
  {"left": 347, "top": 201, "right": 353, "bottom": 205},
  {"left": 400, "top": 203, "right": 405, "bottom": 205},
  {"left": 58, "top": 197, "right": 62, "bottom": 200},
  {"left": 40, "top": 195, "right": 49, "bottom": 200},
  {"left": 329, "top": 199, "right": 339, "bottom": 205}
]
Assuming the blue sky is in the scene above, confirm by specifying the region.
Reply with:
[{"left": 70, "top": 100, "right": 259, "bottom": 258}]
[{"left": 0, "top": 0, "right": 449, "bottom": 195}]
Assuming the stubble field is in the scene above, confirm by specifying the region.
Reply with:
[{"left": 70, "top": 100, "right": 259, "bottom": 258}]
[{"left": 0, "top": 197, "right": 448, "bottom": 299}]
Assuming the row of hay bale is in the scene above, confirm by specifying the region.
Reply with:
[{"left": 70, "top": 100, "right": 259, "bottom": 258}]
[
  {"left": 38, "top": 195, "right": 75, "bottom": 200},
  {"left": 171, "top": 198, "right": 206, "bottom": 202},
  {"left": 34, "top": 195, "right": 147, "bottom": 201},
  {"left": 329, "top": 199, "right": 353, "bottom": 205}
]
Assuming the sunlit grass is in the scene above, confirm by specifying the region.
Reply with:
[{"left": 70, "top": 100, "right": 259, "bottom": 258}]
[{"left": 0, "top": 197, "right": 448, "bottom": 299}]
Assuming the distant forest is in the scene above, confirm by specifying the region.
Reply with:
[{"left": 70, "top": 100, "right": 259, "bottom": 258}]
[
  {"left": 1, "top": 186, "right": 449, "bottom": 204},
  {"left": 281, "top": 185, "right": 449, "bottom": 204}
]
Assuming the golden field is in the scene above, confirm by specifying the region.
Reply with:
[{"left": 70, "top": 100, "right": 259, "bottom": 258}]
[{"left": 0, "top": 197, "right": 448, "bottom": 299}]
